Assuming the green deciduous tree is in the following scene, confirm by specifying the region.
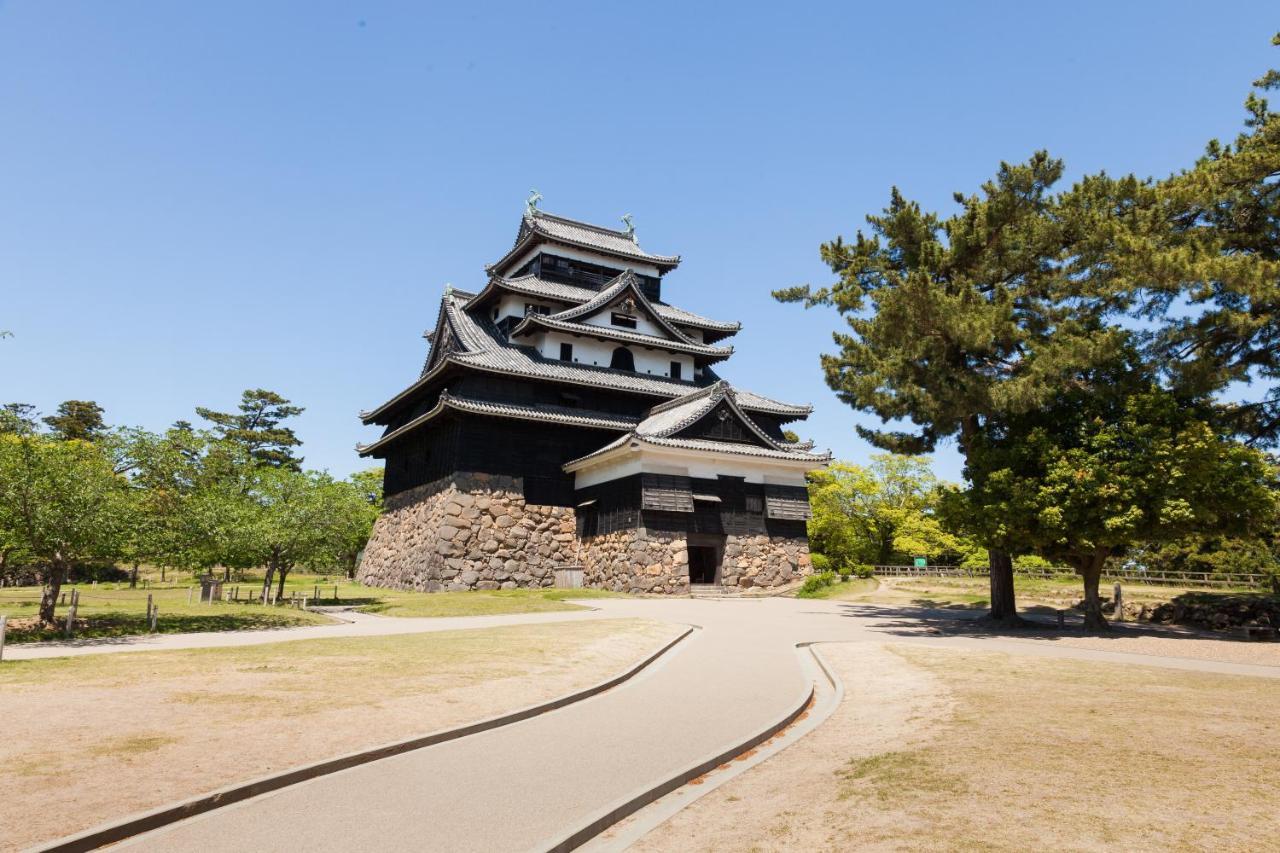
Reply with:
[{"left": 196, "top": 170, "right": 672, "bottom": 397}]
[
  {"left": 808, "top": 455, "right": 964, "bottom": 568},
  {"left": 245, "top": 467, "right": 360, "bottom": 602},
  {"left": 0, "top": 415, "right": 128, "bottom": 623},
  {"left": 776, "top": 153, "right": 1122, "bottom": 624},
  {"left": 333, "top": 467, "right": 383, "bottom": 577},
  {"left": 196, "top": 389, "right": 305, "bottom": 470},
  {"left": 951, "top": 368, "right": 1277, "bottom": 629}
]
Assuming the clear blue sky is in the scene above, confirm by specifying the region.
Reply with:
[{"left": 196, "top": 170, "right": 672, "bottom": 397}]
[{"left": 3, "top": 2, "right": 1276, "bottom": 481}]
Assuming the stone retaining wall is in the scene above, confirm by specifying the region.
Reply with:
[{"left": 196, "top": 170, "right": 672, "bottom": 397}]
[
  {"left": 357, "top": 473, "right": 577, "bottom": 591},
  {"left": 581, "top": 527, "right": 811, "bottom": 594},
  {"left": 722, "top": 533, "right": 812, "bottom": 589}
]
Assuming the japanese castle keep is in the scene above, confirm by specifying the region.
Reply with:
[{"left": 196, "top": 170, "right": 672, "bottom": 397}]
[{"left": 356, "top": 201, "right": 830, "bottom": 594}]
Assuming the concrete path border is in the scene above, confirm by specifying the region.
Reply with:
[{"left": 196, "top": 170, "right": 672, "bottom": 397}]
[
  {"left": 536, "top": 643, "right": 821, "bottom": 853},
  {"left": 28, "top": 625, "right": 695, "bottom": 853}
]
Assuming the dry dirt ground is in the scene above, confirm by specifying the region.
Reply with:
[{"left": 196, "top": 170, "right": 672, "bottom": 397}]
[
  {"left": 0, "top": 618, "right": 678, "bottom": 852},
  {"left": 633, "top": 640, "right": 1280, "bottom": 852}
]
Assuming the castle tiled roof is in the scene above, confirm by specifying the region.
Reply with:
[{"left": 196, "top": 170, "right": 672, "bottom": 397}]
[
  {"left": 357, "top": 391, "right": 637, "bottom": 456},
  {"left": 464, "top": 274, "right": 741, "bottom": 335},
  {"left": 509, "top": 314, "right": 734, "bottom": 361},
  {"left": 361, "top": 290, "right": 811, "bottom": 424},
  {"left": 488, "top": 210, "right": 681, "bottom": 274},
  {"left": 562, "top": 382, "right": 831, "bottom": 470}
]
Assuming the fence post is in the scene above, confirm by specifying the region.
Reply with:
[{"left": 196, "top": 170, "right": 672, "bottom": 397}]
[
  {"left": 187, "top": 586, "right": 193, "bottom": 605},
  {"left": 0, "top": 614, "right": 7, "bottom": 662},
  {"left": 334, "top": 584, "right": 338, "bottom": 603},
  {"left": 150, "top": 605, "right": 158, "bottom": 633},
  {"left": 65, "top": 589, "right": 78, "bottom": 639},
  {"left": 1113, "top": 583, "right": 1123, "bottom": 622}
]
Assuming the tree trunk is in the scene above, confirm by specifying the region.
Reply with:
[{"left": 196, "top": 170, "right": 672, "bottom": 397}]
[
  {"left": 161, "top": 564, "right": 166, "bottom": 582},
  {"left": 276, "top": 565, "right": 289, "bottom": 603},
  {"left": 129, "top": 561, "right": 139, "bottom": 589},
  {"left": 985, "top": 548, "right": 1023, "bottom": 626},
  {"left": 261, "top": 565, "right": 276, "bottom": 604},
  {"left": 38, "top": 554, "right": 69, "bottom": 625},
  {"left": 957, "top": 416, "right": 1021, "bottom": 627},
  {"left": 223, "top": 565, "right": 231, "bottom": 582},
  {"left": 1078, "top": 556, "right": 1109, "bottom": 632}
]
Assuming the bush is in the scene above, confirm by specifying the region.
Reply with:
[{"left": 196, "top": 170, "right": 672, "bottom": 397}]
[
  {"left": 850, "top": 563, "right": 875, "bottom": 579},
  {"left": 811, "top": 553, "right": 833, "bottom": 574},
  {"left": 797, "top": 571, "right": 837, "bottom": 598}
]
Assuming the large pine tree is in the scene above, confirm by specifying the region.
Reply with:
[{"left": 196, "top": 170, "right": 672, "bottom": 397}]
[
  {"left": 776, "top": 153, "right": 1123, "bottom": 624},
  {"left": 196, "top": 389, "right": 305, "bottom": 470}
]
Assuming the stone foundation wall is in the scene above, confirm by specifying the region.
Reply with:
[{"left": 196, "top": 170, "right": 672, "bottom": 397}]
[
  {"left": 581, "top": 527, "right": 811, "bottom": 594},
  {"left": 357, "top": 473, "right": 577, "bottom": 591},
  {"left": 722, "top": 533, "right": 812, "bottom": 589},
  {"left": 580, "top": 529, "right": 691, "bottom": 595}
]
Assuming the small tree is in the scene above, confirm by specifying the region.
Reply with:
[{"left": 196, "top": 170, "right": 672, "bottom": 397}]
[
  {"left": 246, "top": 467, "right": 345, "bottom": 602},
  {"left": 42, "top": 400, "right": 107, "bottom": 442},
  {"left": 0, "top": 417, "right": 127, "bottom": 623},
  {"left": 329, "top": 468, "right": 383, "bottom": 577},
  {"left": 196, "top": 389, "right": 305, "bottom": 470}
]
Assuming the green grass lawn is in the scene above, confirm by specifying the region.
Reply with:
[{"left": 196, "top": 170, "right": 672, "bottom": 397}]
[
  {"left": 354, "top": 586, "right": 621, "bottom": 617},
  {"left": 0, "top": 572, "right": 623, "bottom": 643}
]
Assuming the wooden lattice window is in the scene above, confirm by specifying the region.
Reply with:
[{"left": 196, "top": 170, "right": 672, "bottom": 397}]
[
  {"left": 641, "top": 473, "right": 693, "bottom": 512},
  {"left": 765, "top": 484, "right": 812, "bottom": 520}
]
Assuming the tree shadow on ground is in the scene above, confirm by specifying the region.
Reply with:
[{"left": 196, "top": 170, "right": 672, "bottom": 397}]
[
  {"left": 830, "top": 600, "right": 1265, "bottom": 644},
  {"left": 8, "top": 611, "right": 319, "bottom": 645}
]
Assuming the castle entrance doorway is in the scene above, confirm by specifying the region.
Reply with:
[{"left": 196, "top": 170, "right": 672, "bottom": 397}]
[{"left": 686, "top": 534, "right": 724, "bottom": 585}]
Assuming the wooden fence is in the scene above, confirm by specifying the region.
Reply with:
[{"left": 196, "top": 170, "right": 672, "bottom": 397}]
[{"left": 870, "top": 564, "right": 1271, "bottom": 589}]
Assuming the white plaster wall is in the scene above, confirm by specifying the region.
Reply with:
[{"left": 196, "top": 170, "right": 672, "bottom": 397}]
[
  {"left": 494, "top": 294, "right": 557, "bottom": 322},
  {"left": 580, "top": 305, "right": 665, "bottom": 337},
  {"left": 573, "top": 446, "right": 816, "bottom": 489},
  {"left": 525, "top": 330, "right": 693, "bottom": 380}
]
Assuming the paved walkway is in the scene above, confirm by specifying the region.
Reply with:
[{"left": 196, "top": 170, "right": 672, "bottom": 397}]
[{"left": 99, "top": 596, "right": 1278, "bottom": 853}]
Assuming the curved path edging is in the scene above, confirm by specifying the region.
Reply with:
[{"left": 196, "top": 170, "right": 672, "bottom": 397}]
[
  {"left": 537, "top": 643, "right": 822, "bottom": 853},
  {"left": 29, "top": 625, "right": 696, "bottom": 853}
]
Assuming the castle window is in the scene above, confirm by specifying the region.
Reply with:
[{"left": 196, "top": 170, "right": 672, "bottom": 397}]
[
  {"left": 525, "top": 303, "right": 550, "bottom": 316},
  {"left": 609, "top": 347, "right": 635, "bottom": 371},
  {"left": 670, "top": 361, "right": 682, "bottom": 380},
  {"left": 559, "top": 342, "right": 573, "bottom": 361},
  {"left": 611, "top": 312, "right": 637, "bottom": 329}
]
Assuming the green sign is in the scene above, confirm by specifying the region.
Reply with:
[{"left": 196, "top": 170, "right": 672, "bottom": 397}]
[{"left": 914, "top": 557, "right": 927, "bottom": 568}]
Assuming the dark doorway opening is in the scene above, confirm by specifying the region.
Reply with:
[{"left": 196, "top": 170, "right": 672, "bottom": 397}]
[{"left": 688, "top": 545, "right": 719, "bottom": 584}]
